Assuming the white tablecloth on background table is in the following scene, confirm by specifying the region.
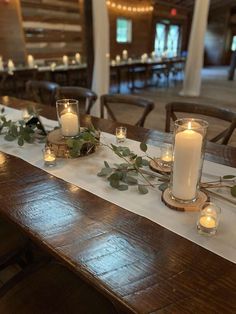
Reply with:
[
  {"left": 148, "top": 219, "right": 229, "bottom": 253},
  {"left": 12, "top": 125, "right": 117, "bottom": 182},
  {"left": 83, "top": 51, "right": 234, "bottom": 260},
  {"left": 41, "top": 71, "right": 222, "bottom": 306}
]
[{"left": 1, "top": 105, "right": 236, "bottom": 264}]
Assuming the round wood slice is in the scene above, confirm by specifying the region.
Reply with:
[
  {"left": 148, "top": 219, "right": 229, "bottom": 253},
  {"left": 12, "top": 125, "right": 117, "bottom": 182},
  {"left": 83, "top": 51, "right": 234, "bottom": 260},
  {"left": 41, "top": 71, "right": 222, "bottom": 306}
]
[
  {"left": 162, "top": 188, "right": 209, "bottom": 212},
  {"left": 46, "top": 128, "right": 98, "bottom": 158},
  {"left": 149, "top": 158, "right": 171, "bottom": 174}
]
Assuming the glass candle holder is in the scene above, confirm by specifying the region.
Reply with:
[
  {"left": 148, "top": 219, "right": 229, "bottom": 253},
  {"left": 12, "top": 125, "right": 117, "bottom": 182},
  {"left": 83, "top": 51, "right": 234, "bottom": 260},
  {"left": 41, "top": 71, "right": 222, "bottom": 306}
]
[
  {"left": 197, "top": 202, "right": 221, "bottom": 236},
  {"left": 160, "top": 143, "right": 173, "bottom": 168},
  {"left": 56, "top": 99, "right": 80, "bottom": 138},
  {"left": 116, "top": 126, "right": 127, "bottom": 143},
  {"left": 170, "top": 118, "right": 208, "bottom": 203},
  {"left": 42, "top": 147, "right": 56, "bottom": 167}
]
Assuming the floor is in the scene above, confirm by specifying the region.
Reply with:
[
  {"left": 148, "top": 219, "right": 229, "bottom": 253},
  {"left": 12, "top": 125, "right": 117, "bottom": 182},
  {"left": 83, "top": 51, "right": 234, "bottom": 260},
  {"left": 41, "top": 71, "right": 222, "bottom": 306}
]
[{"left": 110, "top": 66, "right": 236, "bottom": 146}]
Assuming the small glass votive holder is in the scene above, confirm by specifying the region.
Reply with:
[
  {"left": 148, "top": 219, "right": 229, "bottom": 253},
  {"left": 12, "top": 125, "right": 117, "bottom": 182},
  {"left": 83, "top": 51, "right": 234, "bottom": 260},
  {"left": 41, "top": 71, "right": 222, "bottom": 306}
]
[
  {"left": 159, "top": 143, "right": 173, "bottom": 168},
  {"left": 116, "top": 126, "right": 127, "bottom": 143},
  {"left": 197, "top": 202, "right": 221, "bottom": 236},
  {"left": 42, "top": 147, "right": 56, "bottom": 167}
]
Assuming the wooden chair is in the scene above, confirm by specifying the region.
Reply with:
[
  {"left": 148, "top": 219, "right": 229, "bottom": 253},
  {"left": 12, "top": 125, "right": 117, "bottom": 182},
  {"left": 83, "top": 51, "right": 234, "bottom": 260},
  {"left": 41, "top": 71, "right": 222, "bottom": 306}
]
[
  {"left": 100, "top": 94, "right": 154, "bottom": 127},
  {"left": 165, "top": 102, "right": 236, "bottom": 145},
  {"left": 26, "top": 80, "right": 60, "bottom": 106},
  {"left": 0, "top": 261, "right": 116, "bottom": 314},
  {"left": 55, "top": 86, "right": 97, "bottom": 114}
]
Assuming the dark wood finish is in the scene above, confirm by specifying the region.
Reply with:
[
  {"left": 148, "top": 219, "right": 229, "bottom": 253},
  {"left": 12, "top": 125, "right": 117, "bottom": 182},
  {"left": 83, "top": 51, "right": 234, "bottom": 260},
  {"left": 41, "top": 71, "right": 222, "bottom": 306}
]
[
  {"left": 0, "top": 96, "right": 235, "bottom": 314},
  {"left": 55, "top": 86, "right": 97, "bottom": 114},
  {"left": 100, "top": 94, "right": 154, "bottom": 127},
  {"left": 26, "top": 80, "right": 59, "bottom": 106},
  {"left": 165, "top": 101, "right": 236, "bottom": 145},
  {"left": 0, "top": 0, "right": 26, "bottom": 64},
  {"left": 0, "top": 262, "right": 116, "bottom": 314}
]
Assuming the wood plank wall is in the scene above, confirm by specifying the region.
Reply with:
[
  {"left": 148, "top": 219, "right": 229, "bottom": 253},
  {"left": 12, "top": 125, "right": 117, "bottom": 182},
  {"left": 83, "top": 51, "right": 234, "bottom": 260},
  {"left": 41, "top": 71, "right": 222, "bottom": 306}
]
[
  {"left": 20, "top": 0, "right": 83, "bottom": 61},
  {"left": 0, "top": 0, "right": 26, "bottom": 64}
]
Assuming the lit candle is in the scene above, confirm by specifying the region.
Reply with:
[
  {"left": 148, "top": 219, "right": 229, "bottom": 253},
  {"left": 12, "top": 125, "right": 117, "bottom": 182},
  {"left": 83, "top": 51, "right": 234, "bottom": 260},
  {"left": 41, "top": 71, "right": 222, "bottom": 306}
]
[
  {"left": 116, "top": 55, "right": 121, "bottom": 63},
  {"left": 61, "top": 107, "right": 79, "bottom": 137},
  {"left": 27, "top": 54, "right": 35, "bottom": 68},
  {"left": 0, "top": 56, "right": 4, "bottom": 71},
  {"left": 75, "top": 53, "right": 81, "bottom": 64},
  {"left": 128, "top": 57, "right": 132, "bottom": 64},
  {"left": 197, "top": 202, "right": 221, "bottom": 236},
  {"left": 160, "top": 143, "right": 173, "bottom": 168},
  {"left": 50, "top": 62, "right": 56, "bottom": 71},
  {"left": 116, "top": 126, "right": 127, "bottom": 143},
  {"left": 8, "top": 59, "right": 15, "bottom": 74},
  {"left": 151, "top": 51, "right": 156, "bottom": 60},
  {"left": 172, "top": 122, "right": 203, "bottom": 201},
  {"left": 111, "top": 60, "right": 116, "bottom": 66},
  {"left": 122, "top": 50, "right": 128, "bottom": 60},
  {"left": 43, "top": 147, "right": 56, "bottom": 167},
  {"left": 63, "top": 55, "right": 69, "bottom": 67}
]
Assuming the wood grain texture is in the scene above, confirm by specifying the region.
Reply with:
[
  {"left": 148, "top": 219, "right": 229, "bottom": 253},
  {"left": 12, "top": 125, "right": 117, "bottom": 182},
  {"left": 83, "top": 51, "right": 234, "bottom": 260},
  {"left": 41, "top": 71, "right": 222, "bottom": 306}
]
[{"left": 0, "top": 96, "right": 235, "bottom": 314}]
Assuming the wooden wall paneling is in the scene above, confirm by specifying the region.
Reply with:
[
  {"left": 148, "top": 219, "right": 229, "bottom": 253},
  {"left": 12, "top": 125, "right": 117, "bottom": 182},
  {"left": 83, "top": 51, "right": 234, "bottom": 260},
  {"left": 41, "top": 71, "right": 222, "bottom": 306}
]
[
  {"left": 0, "top": 0, "right": 27, "bottom": 64},
  {"left": 20, "top": 0, "right": 84, "bottom": 62}
]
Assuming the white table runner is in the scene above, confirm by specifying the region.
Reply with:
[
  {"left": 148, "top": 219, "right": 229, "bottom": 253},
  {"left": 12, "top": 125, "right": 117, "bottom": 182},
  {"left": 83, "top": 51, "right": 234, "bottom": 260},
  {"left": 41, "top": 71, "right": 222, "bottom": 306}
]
[{"left": 1, "top": 106, "right": 236, "bottom": 264}]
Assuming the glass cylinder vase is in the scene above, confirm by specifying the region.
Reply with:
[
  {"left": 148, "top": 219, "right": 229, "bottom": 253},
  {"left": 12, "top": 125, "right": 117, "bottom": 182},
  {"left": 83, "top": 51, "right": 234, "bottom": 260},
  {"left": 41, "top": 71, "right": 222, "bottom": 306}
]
[
  {"left": 170, "top": 118, "right": 208, "bottom": 203},
  {"left": 56, "top": 99, "right": 80, "bottom": 138}
]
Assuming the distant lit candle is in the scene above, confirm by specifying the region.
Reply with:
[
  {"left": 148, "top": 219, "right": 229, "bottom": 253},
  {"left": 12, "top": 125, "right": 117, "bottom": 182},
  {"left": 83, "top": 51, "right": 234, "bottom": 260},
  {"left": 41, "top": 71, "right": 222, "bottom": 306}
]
[
  {"left": 63, "top": 55, "right": 69, "bottom": 67},
  {"left": 61, "top": 107, "right": 79, "bottom": 137},
  {"left": 116, "top": 55, "right": 121, "bottom": 63},
  {"left": 27, "top": 54, "right": 34, "bottom": 68},
  {"left": 22, "top": 108, "right": 30, "bottom": 121},
  {"left": 122, "top": 50, "right": 128, "bottom": 60},
  {"left": 75, "top": 53, "right": 81, "bottom": 64},
  {"left": 8, "top": 59, "right": 15, "bottom": 74},
  {"left": 172, "top": 121, "right": 203, "bottom": 201}
]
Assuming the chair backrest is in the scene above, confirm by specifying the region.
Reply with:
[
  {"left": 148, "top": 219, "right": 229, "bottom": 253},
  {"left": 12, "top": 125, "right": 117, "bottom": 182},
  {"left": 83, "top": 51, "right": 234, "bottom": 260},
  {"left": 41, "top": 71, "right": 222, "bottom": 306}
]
[
  {"left": 100, "top": 94, "right": 154, "bottom": 127},
  {"left": 55, "top": 86, "right": 97, "bottom": 114},
  {"left": 165, "top": 102, "right": 236, "bottom": 145},
  {"left": 26, "top": 80, "right": 60, "bottom": 106}
]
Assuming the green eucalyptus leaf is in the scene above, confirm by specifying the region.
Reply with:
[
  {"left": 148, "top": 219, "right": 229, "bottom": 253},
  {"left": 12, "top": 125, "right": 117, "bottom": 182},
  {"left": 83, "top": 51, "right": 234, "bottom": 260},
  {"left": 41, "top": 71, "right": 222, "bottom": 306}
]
[
  {"left": 142, "top": 159, "right": 149, "bottom": 166},
  {"left": 122, "top": 148, "right": 130, "bottom": 157},
  {"left": 126, "top": 176, "right": 138, "bottom": 185},
  {"left": 223, "top": 175, "right": 236, "bottom": 180},
  {"left": 110, "top": 178, "right": 120, "bottom": 188},
  {"left": 18, "top": 136, "right": 24, "bottom": 146},
  {"left": 138, "top": 184, "right": 148, "bottom": 194},
  {"left": 117, "top": 184, "right": 128, "bottom": 191},
  {"left": 135, "top": 156, "right": 143, "bottom": 168},
  {"left": 140, "top": 142, "right": 147, "bottom": 152},
  {"left": 67, "top": 138, "right": 75, "bottom": 148},
  {"left": 231, "top": 185, "right": 236, "bottom": 197},
  {"left": 97, "top": 167, "right": 113, "bottom": 177},
  {"left": 10, "top": 124, "right": 18, "bottom": 137},
  {"left": 129, "top": 153, "right": 137, "bottom": 160},
  {"left": 159, "top": 182, "right": 168, "bottom": 192},
  {"left": 4, "top": 134, "right": 16, "bottom": 141}
]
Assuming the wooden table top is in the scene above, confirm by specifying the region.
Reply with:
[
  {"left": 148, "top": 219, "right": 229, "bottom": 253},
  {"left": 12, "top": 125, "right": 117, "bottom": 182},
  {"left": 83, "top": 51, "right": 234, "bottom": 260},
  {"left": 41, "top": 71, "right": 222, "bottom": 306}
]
[{"left": 0, "top": 96, "right": 236, "bottom": 314}]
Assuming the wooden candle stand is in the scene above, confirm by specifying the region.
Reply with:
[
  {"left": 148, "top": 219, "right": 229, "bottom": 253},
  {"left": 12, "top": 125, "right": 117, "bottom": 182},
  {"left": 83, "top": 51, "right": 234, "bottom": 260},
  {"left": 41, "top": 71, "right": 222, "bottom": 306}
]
[
  {"left": 162, "top": 188, "right": 209, "bottom": 212},
  {"left": 47, "top": 128, "right": 99, "bottom": 158},
  {"left": 149, "top": 158, "right": 171, "bottom": 174}
]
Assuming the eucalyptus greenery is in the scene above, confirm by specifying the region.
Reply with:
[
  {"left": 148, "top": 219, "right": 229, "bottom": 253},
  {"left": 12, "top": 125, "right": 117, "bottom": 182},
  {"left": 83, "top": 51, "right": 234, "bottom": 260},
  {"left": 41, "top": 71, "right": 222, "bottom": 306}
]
[
  {"left": 97, "top": 142, "right": 169, "bottom": 194},
  {"left": 0, "top": 107, "right": 45, "bottom": 146}
]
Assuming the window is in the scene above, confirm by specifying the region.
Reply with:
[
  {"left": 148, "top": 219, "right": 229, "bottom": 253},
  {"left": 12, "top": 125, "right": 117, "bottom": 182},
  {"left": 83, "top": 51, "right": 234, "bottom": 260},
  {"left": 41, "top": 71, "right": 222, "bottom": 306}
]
[
  {"left": 154, "top": 22, "right": 181, "bottom": 57},
  {"left": 116, "top": 18, "right": 132, "bottom": 43},
  {"left": 231, "top": 36, "right": 236, "bottom": 51}
]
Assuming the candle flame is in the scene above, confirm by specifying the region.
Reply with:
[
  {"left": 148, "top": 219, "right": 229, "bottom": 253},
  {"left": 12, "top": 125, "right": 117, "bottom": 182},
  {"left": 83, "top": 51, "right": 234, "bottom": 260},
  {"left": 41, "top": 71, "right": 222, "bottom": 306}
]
[{"left": 187, "top": 121, "right": 192, "bottom": 129}]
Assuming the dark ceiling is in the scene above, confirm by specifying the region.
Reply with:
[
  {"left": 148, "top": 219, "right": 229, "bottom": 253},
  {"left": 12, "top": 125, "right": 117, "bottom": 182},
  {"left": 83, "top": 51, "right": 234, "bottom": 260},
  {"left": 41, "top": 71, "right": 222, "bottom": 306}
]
[{"left": 154, "top": 0, "right": 236, "bottom": 11}]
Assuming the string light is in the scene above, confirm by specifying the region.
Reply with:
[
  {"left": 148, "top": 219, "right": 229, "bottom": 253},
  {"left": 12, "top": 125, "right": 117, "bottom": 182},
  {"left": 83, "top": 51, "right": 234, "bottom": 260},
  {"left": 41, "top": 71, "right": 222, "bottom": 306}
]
[{"left": 106, "top": 1, "right": 154, "bottom": 13}]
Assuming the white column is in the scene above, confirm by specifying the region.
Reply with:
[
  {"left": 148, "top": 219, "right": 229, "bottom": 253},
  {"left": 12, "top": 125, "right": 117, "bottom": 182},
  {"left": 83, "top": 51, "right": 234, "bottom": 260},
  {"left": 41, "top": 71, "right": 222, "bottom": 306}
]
[
  {"left": 90, "top": 0, "right": 110, "bottom": 117},
  {"left": 180, "top": 0, "right": 210, "bottom": 96}
]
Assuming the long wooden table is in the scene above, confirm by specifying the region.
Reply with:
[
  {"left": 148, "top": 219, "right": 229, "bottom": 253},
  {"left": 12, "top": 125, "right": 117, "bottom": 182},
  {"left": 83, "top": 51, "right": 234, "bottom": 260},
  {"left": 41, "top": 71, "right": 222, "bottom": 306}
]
[{"left": 0, "top": 96, "right": 236, "bottom": 313}]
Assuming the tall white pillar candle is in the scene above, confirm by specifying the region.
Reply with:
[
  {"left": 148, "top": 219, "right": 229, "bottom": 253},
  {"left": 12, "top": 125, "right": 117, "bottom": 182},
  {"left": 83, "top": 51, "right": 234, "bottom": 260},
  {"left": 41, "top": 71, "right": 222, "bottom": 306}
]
[
  {"left": 75, "top": 53, "right": 81, "bottom": 64},
  {"left": 122, "top": 50, "right": 128, "bottom": 60},
  {"left": 63, "top": 55, "right": 69, "bottom": 67},
  {"left": 172, "top": 123, "right": 203, "bottom": 201},
  {"left": 27, "top": 54, "right": 35, "bottom": 68},
  {"left": 60, "top": 108, "right": 79, "bottom": 137}
]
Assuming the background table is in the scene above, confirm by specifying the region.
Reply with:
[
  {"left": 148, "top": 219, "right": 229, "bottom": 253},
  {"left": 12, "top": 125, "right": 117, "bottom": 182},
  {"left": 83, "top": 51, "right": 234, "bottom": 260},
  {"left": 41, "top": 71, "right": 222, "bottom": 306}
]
[{"left": 0, "top": 96, "right": 235, "bottom": 313}]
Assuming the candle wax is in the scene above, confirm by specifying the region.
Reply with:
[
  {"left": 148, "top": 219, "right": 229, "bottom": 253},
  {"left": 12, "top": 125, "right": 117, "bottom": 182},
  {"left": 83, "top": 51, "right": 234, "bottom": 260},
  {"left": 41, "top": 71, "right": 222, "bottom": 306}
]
[
  {"left": 117, "top": 133, "right": 125, "bottom": 139},
  {"left": 61, "top": 110, "right": 79, "bottom": 137}
]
